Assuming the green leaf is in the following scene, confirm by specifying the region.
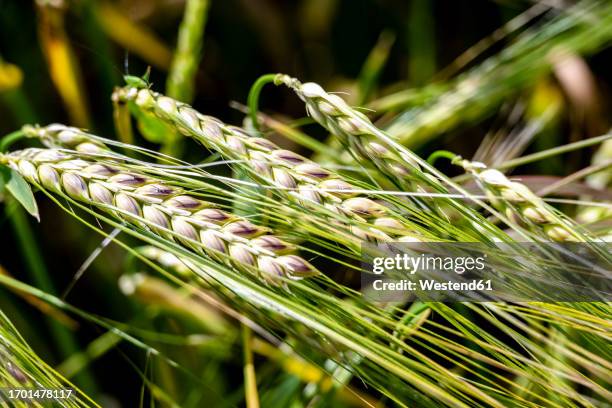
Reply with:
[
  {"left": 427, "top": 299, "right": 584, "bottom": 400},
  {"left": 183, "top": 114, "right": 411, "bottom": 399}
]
[
  {"left": 130, "top": 105, "right": 176, "bottom": 144},
  {"left": 0, "top": 165, "right": 39, "bottom": 220}
]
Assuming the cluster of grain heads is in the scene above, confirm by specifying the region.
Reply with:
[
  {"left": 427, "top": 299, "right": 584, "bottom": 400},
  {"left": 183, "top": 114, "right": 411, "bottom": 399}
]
[
  {"left": 453, "top": 157, "right": 584, "bottom": 242},
  {"left": 106, "top": 90, "right": 426, "bottom": 242},
  {"left": 268, "top": 75, "right": 482, "bottom": 230},
  {"left": 1, "top": 148, "right": 318, "bottom": 284},
  {"left": 252, "top": 75, "right": 535, "bottom": 244},
  {"left": 270, "top": 75, "right": 432, "bottom": 190}
]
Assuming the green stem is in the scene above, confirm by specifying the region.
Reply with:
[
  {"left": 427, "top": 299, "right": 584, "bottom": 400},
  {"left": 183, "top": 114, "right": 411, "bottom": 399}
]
[
  {"left": 0, "top": 130, "right": 26, "bottom": 152},
  {"left": 247, "top": 73, "right": 278, "bottom": 133},
  {"left": 57, "top": 328, "right": 123, "bottom": 378},
  {"left": 166, "top": 0, "right": 210, "bottom": 103},
  {"left": 426, "top": 150, "right": 458, "bottom": 166},
  {"left": 163, "top": 0, "right": 210, "bottom": 157},
  {"left": 498, "top": 132, "right": 612, "bottom": 170},
  {"left": 537, "top": 160, "right": 612, "bottom": 196},
  {"left": 242, "top": 324, "right": 260, "bottom": 408}
]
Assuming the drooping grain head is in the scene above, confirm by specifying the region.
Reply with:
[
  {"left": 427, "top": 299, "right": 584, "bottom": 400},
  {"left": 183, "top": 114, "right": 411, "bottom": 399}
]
[{"left": 4, "top": 147, "right": 320, "bottom": 283}]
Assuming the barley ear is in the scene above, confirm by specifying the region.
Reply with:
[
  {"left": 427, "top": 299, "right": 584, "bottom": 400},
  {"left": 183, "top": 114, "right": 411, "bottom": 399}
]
[
  {"left": 5, "top": 147, "right": 320, "bottom": 284},
  {"left": 109, "top": 90, "right": 428, "bottom": 243},
  {"left": 454, "top": 157, "right": 586, "bottom": 242}
]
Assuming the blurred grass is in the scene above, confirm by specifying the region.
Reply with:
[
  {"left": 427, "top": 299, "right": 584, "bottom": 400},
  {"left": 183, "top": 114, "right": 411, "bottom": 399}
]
[
  {"left": 380, "top": 0, "right": 612, "bottom": 148},
  {"left": 166, "top": 0, "right": 210, "bottom": 104},
  {"left": 163, "top": 0, "right": 210, "bottom": 156},
  {"left": 95, "top": 1, "right": 172, "bottom": 70},
  {"left": 407, "top": 0, "right": 436, "bottom": 85},
  {"left": 36, "top": 0, "right": 90, "bottom": 127}
]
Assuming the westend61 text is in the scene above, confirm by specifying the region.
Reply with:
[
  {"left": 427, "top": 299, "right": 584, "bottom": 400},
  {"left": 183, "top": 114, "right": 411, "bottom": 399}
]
[{"left": 373, "top": 279, "right": 493, "bottom": 292}]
